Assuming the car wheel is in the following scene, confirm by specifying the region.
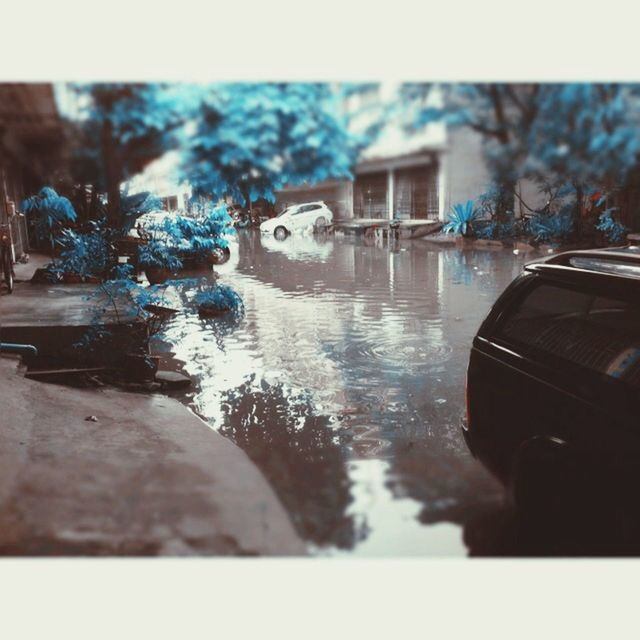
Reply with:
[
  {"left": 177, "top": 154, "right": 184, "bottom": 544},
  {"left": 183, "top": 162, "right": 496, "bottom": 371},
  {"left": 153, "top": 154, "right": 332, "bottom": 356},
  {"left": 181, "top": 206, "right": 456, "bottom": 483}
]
[
  {"left": 209, "top": 246, "right": 231, "bottom": 265},
  {"left": 274, "top": 226, "right": 288, "bottom": 241},
  {"left": 512, "top": 436, "right": 570, "bottom": 517},
  {"left": 314, "top": 216, "right": 327, "bottom": 230}
]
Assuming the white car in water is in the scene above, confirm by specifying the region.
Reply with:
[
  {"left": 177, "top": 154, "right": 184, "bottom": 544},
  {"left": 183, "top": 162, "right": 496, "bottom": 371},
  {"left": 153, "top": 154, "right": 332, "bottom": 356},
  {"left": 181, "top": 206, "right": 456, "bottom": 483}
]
[{"left": 260, "top": 201, "right": 333, "bottom": 239}]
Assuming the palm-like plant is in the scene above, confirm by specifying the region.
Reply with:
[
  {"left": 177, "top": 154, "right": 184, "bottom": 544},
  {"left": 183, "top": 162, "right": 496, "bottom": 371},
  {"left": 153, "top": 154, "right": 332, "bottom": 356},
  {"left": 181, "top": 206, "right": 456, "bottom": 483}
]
[{"left": 442, "top": 200, "right": 481, "bottom": 237}]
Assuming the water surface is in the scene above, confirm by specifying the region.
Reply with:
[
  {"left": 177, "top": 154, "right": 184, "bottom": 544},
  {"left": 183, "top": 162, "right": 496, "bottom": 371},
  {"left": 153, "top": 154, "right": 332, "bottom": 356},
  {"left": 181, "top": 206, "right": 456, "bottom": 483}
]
[{"left": 160, "top": 231, "right": 531, "bottom": 555}]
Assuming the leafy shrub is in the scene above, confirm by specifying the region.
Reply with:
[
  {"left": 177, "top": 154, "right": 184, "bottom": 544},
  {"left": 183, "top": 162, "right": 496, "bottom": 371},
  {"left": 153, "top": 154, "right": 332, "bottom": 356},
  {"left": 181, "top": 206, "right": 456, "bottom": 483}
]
[
  {"left": 138, "top": 240, "right": 183, "bottom": 271},
  {"left": 74, "top": 266, "right": 175, "bottom": 355},
  {"left": 160, "top": 204, "right": 233, "bottom": 260},
  {"left": 596, "top": 208, "right": 628, "bottom": 244},
  {"left": 194, "top": 283, "right": 243, "bottom": 315},
  {"left": 474, "top": 219, "right": 516, "bottom": 240},
  {"left": 49, "top": 228, "right": 112, "bottom": 278},
  {"left": 528, "top": 212, "right": 575, "bottom": 243},
  {"left": 442, "top": 200, "right": 481, "bottom": 236},
  {"left": 22, "top": 186, "right": 77, "bottom": 248}
]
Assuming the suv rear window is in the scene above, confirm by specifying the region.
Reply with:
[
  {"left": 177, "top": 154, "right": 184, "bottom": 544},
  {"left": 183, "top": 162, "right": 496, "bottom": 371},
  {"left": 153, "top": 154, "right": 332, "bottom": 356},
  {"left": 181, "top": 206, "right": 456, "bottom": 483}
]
[{"left": 498, "top": 283, "right": 640, "bottom": 388}]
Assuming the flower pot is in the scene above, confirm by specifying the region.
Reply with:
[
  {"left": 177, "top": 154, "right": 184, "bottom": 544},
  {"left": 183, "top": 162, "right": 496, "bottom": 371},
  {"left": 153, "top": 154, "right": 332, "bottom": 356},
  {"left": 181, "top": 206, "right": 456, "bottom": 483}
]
[
  {"left": 198, "top": 304, "right": 227, "bottom": 318},
  {"left": 123, "top": 353, "right": 160, "bottom": 382},
  {"left": 63, "top": 273, "right": 83, "bottom": 284},
  {"left": 144, "top": 267, "right": 171, "bottom": 285}
]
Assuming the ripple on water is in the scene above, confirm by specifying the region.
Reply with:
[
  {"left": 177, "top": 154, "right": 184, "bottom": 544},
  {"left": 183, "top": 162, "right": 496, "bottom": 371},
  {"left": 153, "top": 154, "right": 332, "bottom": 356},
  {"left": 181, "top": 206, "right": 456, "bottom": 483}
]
[{"left": 327, "top": 331, "right": 453, "bottom": 373}]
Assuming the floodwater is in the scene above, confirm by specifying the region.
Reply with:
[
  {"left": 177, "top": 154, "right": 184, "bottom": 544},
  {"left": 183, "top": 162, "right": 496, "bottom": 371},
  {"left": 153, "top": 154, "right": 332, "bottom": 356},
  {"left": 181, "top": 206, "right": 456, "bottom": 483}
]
[{"left": 159, "top": 230, "right": 533, "bottom": 556}]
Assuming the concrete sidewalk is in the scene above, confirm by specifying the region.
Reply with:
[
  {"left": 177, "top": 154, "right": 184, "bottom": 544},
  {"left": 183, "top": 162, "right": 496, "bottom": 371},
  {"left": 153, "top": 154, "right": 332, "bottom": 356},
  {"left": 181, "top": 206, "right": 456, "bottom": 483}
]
[
  {"left": 0, "top": 356, "right": 305, "bottom": 555},
  {"left": 12, "top": 252, "right": 50, "bottom": 282}
]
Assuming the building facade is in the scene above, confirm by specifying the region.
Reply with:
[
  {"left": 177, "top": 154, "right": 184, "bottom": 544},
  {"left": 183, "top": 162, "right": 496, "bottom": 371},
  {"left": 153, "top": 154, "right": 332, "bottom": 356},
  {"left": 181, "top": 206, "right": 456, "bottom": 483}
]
[
  {"left": 275, "top": 85, "right": 493, "bottom": 223},
  {"left": 0, "top": 83, "right": 64, "bottom": 258}
]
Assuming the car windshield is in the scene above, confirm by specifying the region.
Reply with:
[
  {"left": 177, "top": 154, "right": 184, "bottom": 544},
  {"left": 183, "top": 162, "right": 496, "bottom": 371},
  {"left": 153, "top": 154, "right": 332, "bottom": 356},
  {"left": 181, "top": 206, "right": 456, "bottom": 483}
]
[{"left": 277, "top": 207, "right": 294, "bottom": 217}]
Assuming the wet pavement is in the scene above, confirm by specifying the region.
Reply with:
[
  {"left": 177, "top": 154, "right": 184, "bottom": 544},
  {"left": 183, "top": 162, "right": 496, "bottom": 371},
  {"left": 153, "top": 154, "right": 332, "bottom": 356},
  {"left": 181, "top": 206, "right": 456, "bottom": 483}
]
[{"left": 157, "top": 231, "right": 535, "bottom": 556}]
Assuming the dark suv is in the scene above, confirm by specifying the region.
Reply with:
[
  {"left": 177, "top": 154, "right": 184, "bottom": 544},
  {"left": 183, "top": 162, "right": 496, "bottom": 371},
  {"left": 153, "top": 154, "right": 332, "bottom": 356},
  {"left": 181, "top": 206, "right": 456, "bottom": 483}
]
[{"left": 464, "top": 247, "right": 640, "bottom": 524}]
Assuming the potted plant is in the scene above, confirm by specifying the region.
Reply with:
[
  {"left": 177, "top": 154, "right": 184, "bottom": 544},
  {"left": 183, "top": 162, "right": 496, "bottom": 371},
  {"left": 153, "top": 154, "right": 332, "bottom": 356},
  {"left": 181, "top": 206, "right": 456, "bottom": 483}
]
[
  {"left": 43, "top": 227, "right": 115, "bottom": 284},
  {"left": 160, "top": 204, "right": 233, "bottom": 269},
  {"left": 194, "top": 283, "right": 243, "bottom": 318},
  {"left": 138, "top": 241, "right": 183, "bottom": 284},
  {"left": 75, "top": 269, "right": 178, "bottom": 382}
]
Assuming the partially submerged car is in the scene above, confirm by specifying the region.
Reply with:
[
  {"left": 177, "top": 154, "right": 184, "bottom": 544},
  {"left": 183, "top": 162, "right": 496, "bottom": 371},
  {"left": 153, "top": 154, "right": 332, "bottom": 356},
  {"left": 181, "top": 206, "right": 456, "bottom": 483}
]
[
  {"left": 260, "top": 201, "right": 333, "bottom": 239},
  {"left": 463, "top": 247, "right": 640, "bottom": 522}
]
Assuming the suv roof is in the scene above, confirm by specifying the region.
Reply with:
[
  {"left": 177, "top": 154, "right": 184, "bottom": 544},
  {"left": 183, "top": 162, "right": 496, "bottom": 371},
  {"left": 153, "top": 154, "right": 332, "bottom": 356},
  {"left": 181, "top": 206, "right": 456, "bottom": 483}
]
[{"left": 525, "top": 246, "right": 640, "bottom": 282}]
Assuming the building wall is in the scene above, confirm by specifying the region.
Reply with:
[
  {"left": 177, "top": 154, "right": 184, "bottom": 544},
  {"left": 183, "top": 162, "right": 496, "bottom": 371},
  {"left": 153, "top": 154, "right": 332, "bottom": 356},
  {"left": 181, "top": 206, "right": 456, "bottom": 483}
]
[
  {"left": 441, "top": 128, "right": 491, "bottom": 216},
  {"left": 516, "top": 178, "right": 550, "bottom": 216},
  {"left": 444, "top": 128, "right": 551, "bottom": 219}
]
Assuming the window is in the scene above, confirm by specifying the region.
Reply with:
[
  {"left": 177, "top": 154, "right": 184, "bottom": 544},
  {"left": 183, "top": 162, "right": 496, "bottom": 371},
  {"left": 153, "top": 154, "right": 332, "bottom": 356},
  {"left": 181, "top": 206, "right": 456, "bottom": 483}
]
[
  {"left": 294, "top": 204, "right": 319, "bottom": 215},
  {"left": 498, "top": 283, "right": 640, "bottom": 388}
]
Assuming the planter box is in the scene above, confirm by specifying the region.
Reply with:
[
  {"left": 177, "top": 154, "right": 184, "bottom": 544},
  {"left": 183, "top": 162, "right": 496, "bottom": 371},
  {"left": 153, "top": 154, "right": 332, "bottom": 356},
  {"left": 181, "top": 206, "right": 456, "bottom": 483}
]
[
  {"left": 123, "top": 353, "right": 160, "bottom": 383},
  {"left": 198, "top": 305, "right": 229, "bottom": 318},
  {"left": 474, "top": 239, "right": 506, "bottom": 249}
]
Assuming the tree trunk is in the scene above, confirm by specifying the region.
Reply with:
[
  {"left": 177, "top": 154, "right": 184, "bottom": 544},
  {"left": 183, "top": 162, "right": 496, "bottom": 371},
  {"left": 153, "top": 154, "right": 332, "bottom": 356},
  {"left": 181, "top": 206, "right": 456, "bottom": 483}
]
[
  {"left": 494, "top": 179, "right": 516, "bottom": 224},
  {"left": 88, "top": 185, "right": 99, "bottom": 221},
  {"left": 102, "top": 119, "right": 122, "bottom": 229}
]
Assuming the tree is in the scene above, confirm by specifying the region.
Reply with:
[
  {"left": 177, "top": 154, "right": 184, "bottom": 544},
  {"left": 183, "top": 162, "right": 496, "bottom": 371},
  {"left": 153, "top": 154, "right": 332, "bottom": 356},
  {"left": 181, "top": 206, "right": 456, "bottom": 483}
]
[
  {"left": 179, "top": 83, "right": 357, "bottom": 208},
  {"left": 401, "top": 83, "right": 541, "bottom": 220},
  {"left": 69, "top": 83, "right": 189, "bottom": 227},
  {"left": 401, "top": 83, "right": 640, "bottom": 224},
  {"left": 523, "top": 84, "right": 640, "bottom": 217}
]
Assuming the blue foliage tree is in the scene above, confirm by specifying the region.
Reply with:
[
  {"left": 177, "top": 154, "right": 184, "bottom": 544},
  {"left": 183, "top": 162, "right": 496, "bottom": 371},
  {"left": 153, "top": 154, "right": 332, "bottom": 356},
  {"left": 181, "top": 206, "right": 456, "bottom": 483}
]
[
  {"left": 179, "top": 83, "right": 358, "bottom": 208},
  {"left": 401, "top": 84, "right": 541, "bottom": 219},
  {"left": 400, "top": 83, "right": 640, "bottom": 227},
  {"left": 69, "top": 83, "right": 192, "bottom": 227},
  {"left": 523, "top": 84, "right": 640, "bottom": 219}
]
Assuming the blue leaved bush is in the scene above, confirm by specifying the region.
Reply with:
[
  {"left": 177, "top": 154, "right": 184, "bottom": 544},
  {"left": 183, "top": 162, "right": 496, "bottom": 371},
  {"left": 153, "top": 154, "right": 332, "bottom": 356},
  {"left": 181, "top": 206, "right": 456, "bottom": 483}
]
[
  {"left": 442, "top": 200, "right": 482, "bottom": 237},
  {"left": 596, "top": 207, "right": 628, "bottom": 244},
  {"left": 194, "top": 283, "right": 244, "bottom": 317}
]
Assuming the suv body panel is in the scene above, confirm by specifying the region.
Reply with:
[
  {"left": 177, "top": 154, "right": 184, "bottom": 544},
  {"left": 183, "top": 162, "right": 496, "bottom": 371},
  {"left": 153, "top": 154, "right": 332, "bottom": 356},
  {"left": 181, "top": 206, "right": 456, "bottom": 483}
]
[{"left": 465, "top": 257, "right": 640, "bottom": 502}]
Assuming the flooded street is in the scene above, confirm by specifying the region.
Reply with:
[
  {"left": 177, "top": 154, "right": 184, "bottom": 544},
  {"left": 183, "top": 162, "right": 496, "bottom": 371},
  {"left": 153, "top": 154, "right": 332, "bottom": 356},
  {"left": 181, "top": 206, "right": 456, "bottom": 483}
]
[{"left": 159, "top": 231, "right": 532, "bottom": 555}]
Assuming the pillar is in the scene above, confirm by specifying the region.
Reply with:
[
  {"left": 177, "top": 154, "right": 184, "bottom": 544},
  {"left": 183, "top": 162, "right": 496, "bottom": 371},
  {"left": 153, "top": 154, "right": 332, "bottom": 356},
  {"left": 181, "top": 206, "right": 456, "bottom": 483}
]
[{"left": 387, "top": 168, "right": 395, "bottom": 220}]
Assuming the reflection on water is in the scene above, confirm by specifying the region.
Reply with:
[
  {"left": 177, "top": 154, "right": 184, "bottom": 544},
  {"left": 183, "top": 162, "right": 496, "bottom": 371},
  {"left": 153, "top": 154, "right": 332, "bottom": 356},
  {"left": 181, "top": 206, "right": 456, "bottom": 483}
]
[
  {"left": 218, "top": 376, "right": 361, "bottom": 549},
  {"left": 160, "top": 231, "right": 532, "bottom": 555}
]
